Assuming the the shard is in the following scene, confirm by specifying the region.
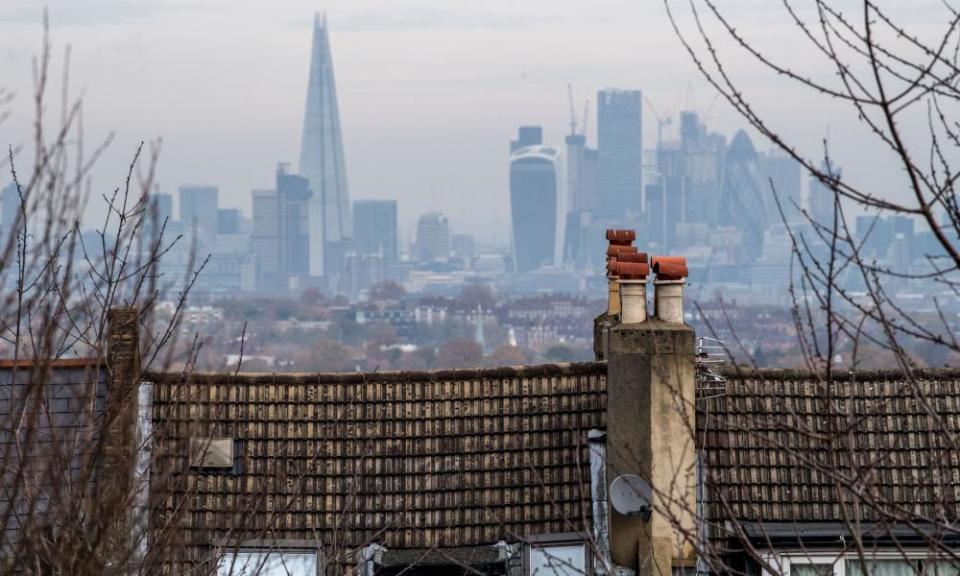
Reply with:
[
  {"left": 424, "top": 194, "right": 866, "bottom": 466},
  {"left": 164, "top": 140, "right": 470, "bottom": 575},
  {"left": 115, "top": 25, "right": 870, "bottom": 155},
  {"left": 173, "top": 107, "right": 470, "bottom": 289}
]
[{"left": 299, "top": 13, "right": 351, "bottom": 277}]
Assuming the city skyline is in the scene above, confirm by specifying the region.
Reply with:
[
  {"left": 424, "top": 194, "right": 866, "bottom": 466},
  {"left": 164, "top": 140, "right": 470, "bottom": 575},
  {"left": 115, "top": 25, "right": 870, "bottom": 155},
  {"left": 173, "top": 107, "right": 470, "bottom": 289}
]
[{"left": 0, "top": 2, "right": 949, "bottom": 244}]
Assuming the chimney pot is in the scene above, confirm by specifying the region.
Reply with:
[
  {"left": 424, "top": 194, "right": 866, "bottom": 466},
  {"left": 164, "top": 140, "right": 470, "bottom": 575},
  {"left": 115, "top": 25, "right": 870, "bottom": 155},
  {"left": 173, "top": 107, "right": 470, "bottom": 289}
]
[
  {"left": 606, "top": 229, "right": 636, "bottom": 244},
  {"left": 652, "top": 256, "right": 687, "bottom": 324},
  {"left": 606, "top": 245, "right": 638, "bottom": 258}
]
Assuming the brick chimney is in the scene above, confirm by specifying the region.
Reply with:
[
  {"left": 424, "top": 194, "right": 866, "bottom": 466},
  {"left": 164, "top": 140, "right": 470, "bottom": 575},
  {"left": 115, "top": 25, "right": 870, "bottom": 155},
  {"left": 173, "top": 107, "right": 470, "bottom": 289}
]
[
  {"left": 606, "top": 257, "right": 695, "bottom": 576},
  {"left": 593, "top": 230, "right": 636, "bottom": 360}
]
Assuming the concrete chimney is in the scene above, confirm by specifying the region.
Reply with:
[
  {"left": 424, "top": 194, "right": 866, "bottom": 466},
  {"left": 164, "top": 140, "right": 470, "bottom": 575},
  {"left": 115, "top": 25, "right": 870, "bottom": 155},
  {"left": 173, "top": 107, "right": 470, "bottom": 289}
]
[
  {"left": 652, "top": 257, "right": 688, "bottom": 323},
  {"left": 606, "top": 256, "right": 696, "bottom": 576}
]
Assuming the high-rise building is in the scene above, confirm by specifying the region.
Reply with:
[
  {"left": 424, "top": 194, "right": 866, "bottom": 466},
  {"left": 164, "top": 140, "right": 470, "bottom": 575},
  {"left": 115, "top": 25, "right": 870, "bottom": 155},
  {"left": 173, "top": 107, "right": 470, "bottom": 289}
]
[
  {"left": 720, "top": 130, "right": 766, "bottom": 260},
  {"left": 217, "top": 208, "right": 242, "bottom": 235},
  {"left": 299, "top": 14, "right": 351, "bottom": 277},
  {"left": 179, "top": 185, "right": 219, "bottom": 248},
  {"left": 277, "top": 165, "right": 312, "bottom": 279},
  {"left": 677, "top": 111, "right": 725, "bottom": 227},
  {"left": 1, "top": 182, "right": 18, "bottom": 240},
  {"left": 251, "top": 189, "right": 280, "bottom": 289},
  {"left": 415, "top": 212, "right": 450, "bottom": 263},
  {"left": 510, "top": 126, "right": 543, "bottom": 153},
  {"left": 353, "top": 200, "right": 398, "bottom": 263},
  {"left": 509, "top": 129, "right": 560, "bottom": 274},
  {"left": 760, "top": 150, "right": 802, "bottom": 224},
  {"left": 809, "top": 159, "right": 841, "bottom": 227},
  {"left": 597, "top": 89, "right": 643, "bottom": 221}
]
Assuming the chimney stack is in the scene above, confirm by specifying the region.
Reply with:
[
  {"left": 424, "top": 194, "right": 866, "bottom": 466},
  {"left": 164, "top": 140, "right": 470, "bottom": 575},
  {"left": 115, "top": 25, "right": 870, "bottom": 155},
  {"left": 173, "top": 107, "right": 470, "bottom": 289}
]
[
  {"left": 606, "top": 253, "right": 696, "bottom": 576},
  {"left": 593, "top": 230, "right": 636, "bottom": 360},
  {"left": 651, "top": 256, "right": 688, "bottom": 323}
]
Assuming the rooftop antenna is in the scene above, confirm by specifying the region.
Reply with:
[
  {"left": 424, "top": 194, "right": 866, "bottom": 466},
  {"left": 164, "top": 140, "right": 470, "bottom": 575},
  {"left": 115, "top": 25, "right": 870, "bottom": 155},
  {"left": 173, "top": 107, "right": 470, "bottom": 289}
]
[{"left": 567, "top": 84, "right": 578, "bottom": 136}]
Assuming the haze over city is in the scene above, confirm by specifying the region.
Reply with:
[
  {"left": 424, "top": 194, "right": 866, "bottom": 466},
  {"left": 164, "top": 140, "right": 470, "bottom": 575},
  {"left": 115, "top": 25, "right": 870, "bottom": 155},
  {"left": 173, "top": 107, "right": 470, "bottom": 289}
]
[{"left": 1, "top": 0, "right": 949, "bottom": 242}]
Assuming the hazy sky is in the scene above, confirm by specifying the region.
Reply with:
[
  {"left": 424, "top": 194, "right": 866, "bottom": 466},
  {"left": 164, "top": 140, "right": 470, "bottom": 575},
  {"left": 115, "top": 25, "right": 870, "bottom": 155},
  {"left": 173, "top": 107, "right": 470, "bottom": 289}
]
[{"left": 0, "top": 1, "right": 952, "bottom": 243}]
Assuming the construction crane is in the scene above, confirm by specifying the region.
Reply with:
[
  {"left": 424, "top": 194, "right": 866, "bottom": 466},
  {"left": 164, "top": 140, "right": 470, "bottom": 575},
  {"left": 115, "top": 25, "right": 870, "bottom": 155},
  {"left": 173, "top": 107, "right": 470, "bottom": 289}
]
[
  {"left": 567, "top": 84, "right": 578, "bottom": 136},
  {"left": 643, "top": 94, "right": 673, "bottom": 150}
]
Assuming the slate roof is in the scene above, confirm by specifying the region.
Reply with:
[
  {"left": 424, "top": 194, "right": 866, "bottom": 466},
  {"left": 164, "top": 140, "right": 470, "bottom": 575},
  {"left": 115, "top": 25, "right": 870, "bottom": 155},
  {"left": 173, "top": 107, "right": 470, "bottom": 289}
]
[
  {"left": 147, "top": 362, "right": 607, "bottom": 571},
  {"left": 700, "top": 368, "right": 960, "bottom": 529}
]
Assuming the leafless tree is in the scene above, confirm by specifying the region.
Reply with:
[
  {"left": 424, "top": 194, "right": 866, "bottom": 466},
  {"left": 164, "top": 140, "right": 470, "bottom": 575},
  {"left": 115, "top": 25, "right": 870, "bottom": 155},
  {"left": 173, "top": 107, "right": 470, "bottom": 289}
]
[{"left": 659, "top": 2, "right": 960, "bottom": 575}]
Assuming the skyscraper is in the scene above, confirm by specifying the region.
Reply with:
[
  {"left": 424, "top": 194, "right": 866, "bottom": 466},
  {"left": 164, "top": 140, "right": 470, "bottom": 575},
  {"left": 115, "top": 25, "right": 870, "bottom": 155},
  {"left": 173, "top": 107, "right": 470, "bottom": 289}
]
[
  {"left": 720, "top": 131, "right": 766, "bottom": 260},
  {"left": 597, "top": 89, "right": 643, "bottom": 221},
  {"left": 760, "top": 149, "right": 802, "bottom": 224},
  {"left": 179, "top": 185, "right": 219, "bottom": 248},
  {"left": 809, "top": 159, "right": 841, "bottom": 227},
  {"left": 299, "top": 14, "right": 351, "bottom": 277},
  {"left": 1, "top": 182, "right": 18, "bottom": 240},
  {"left": 353, "top": 200, "right": 398, "bottom": 263},
  {"left": 509, "top": 127, "right": 560, "bottom": 274},
  {"left": 277, "top": 164, "right": 312, "bottom": 279},
  {"left": 415, "top": 212, "right": 451, "bottom": 263},
  {"left": 251, "top": 189, "right": 280, "bottom": 290}
]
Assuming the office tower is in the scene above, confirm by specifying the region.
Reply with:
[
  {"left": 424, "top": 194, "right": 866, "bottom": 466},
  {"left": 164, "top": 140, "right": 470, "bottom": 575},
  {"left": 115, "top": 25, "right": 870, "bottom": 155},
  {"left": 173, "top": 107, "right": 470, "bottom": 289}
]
[
  {"left": 760, "top": 149, "right": 802, "bottom": 224},
  {"left": 597, "top": 89, "right": 643, "bottom": 221},
  {"left": 809, "top": 159, "right": 841, "bottom": 226},
  {"left": 151, "top": 192, "right": 173, "bottom": 224},
  {"left": 179, "top": 185, "right": 219, "bottom": 248},
  {"left": 720, "top": 130, "right": 766, "bottom": 260},
  {"left": 299, "top": 14, "right": 351, "bottom": 277},
  {"left": 510, "top": 126, "right": 543, "bottom": 153},
  {"left": 217, "top": 208, "right": 242, "bottom": 235},
  {"left": 645, "top": 182, "right": 666, "bottom": 250},
  {"left": 678, "top": 111, "right": 725, "bottom": 226},
  {"left": 143, "top": 191, "right": 174, "bottom": 246},
  {"left": 276, "top": 165, "right": 312, "bottom": 279},
  {"left": 509, "top": 130, "right": 560, "bottom": 274},
  {"left": 415, "top": 212, "right": 450, "bottom": 263},
  {"left": 1, "top": 182, "right": 18, "bottom": 239},
  {"left": 353, "top": 200, "right": 398, "bottom": 263},
  {"left": 251, "top": 189, "right": 281, "bottom": 289}
]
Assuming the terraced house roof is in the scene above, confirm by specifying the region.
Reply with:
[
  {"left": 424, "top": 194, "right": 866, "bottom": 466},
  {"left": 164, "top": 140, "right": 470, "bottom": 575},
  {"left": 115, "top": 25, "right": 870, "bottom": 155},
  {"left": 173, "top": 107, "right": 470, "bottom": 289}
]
[
  {"left": 701, "top": 367, "right": 960, "bottom": 529},
  {"left": 147, "top": 362, "right": 608, "bottom": 572}
]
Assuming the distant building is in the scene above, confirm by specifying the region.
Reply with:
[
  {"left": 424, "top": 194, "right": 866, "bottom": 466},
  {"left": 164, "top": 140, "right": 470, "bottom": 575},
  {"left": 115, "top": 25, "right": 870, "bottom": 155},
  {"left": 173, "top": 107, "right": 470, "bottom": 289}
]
[
  {"left": 597, "top": 89, "right": 643, "bottom": 221},
  {"left": 251, "top": 189, "right": 281, "bottom": 290},
  {"left": 276, "top": 165, "right": 312, "bottom": 280},
  {"left": 299, "top": 14, "right": 351, "bottom": 277},
  {"left": 678, "top": 111, "right": 725, "bottom": 227},
  {"left": 353, "top": 200, "right": 398, "bottom": 263},
  {"left": 178, "top": 185, "right": 219, "bottom": 248},
  {"left": 510, "top": 126, "right": 543, "bottom": 154},
  {"left": 808, "top": 159, "right": 841, "bottom": 227},
  {"left": 217, "top": 208, "right": 242, "bottom": 235},
  {"left": 563, "top": 131, "right": 601, "bottom": 271},
  {"left": 415, "top": 212, "right": 450, "bottom": 263},
  {"left": 509, "top": 133, "right": 560, "bottom": 274},
  {"left": 1, "top": 182, "right": 17, "bottom": 240},
  {"left": 720, "top": 130, "right": 766, "bottom": 260},
  {"left": 451, "top": 234, "right": 475, "bottom": 261},
  {"left": 760, "top": 149, "right": 802, "bottom": 224}
]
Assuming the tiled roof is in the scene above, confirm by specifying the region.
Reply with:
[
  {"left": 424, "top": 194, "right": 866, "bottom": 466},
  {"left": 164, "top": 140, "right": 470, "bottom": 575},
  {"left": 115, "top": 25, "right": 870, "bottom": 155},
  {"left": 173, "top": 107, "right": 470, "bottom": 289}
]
[
  {"left": 0, "top": 361, "right": 106, "bottom": 551},
  {"left": 700, "top": 368, "right": 960, "bottom": 527},
  {"left": 147, "top": 362, "right": 607, "bottom": 570}
]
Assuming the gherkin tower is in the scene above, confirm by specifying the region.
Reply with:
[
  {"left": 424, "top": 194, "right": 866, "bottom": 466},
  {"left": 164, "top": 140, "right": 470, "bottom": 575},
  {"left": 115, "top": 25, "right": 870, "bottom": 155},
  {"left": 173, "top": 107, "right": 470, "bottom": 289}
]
[{"left": 299, "top": 13, "right": 351, "bottom": 277}]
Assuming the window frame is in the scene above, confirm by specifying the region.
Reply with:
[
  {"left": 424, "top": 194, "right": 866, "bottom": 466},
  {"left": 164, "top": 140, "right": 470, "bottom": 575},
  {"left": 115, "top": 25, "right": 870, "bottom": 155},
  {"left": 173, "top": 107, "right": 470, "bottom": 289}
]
[
  {"left": 524, "top": 533, "right": 593, "bottom": 576},
  {"left": 763, "top": 550, "right": 958, "bottom": 576},
  {"left": 216, "top": 539, "right": 323, "bottom": 576}
]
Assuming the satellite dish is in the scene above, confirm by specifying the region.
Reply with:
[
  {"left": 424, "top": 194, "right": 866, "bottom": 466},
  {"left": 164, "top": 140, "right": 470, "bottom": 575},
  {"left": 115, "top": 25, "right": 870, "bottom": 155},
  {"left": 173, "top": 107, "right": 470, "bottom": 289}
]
[{"left": 609, "top": 474, "right": 652, "bottom": 521}]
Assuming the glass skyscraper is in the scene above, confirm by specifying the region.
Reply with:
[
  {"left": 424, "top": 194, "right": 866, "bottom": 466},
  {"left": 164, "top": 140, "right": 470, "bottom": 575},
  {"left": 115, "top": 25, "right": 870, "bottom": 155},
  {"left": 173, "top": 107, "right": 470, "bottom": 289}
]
[
  {"left": 721, "top": 130, "right": 766, "bottom": 260},
  {"left": 299, "top": 13, "right": 351, "bottom": 277},
  {"left": 597, "top": 89, "right": 643, "bottom": 221},
  {"left": 509, "top": 128, "right": 560, "bottom": 274}
]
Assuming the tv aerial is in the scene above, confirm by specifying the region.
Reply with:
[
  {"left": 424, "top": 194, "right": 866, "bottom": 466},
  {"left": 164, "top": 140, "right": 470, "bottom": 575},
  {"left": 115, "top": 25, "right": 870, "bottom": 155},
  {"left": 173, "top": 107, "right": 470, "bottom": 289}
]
[{"left": 609, "top": 474, "right": 653, "bottom": 522}]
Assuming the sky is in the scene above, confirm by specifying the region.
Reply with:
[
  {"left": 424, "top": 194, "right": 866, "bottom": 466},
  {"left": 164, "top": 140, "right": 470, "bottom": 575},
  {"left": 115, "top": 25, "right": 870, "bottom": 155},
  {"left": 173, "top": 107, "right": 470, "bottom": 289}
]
[{"left": 0, "top": 0, "right": 953, "bottom": 244}]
